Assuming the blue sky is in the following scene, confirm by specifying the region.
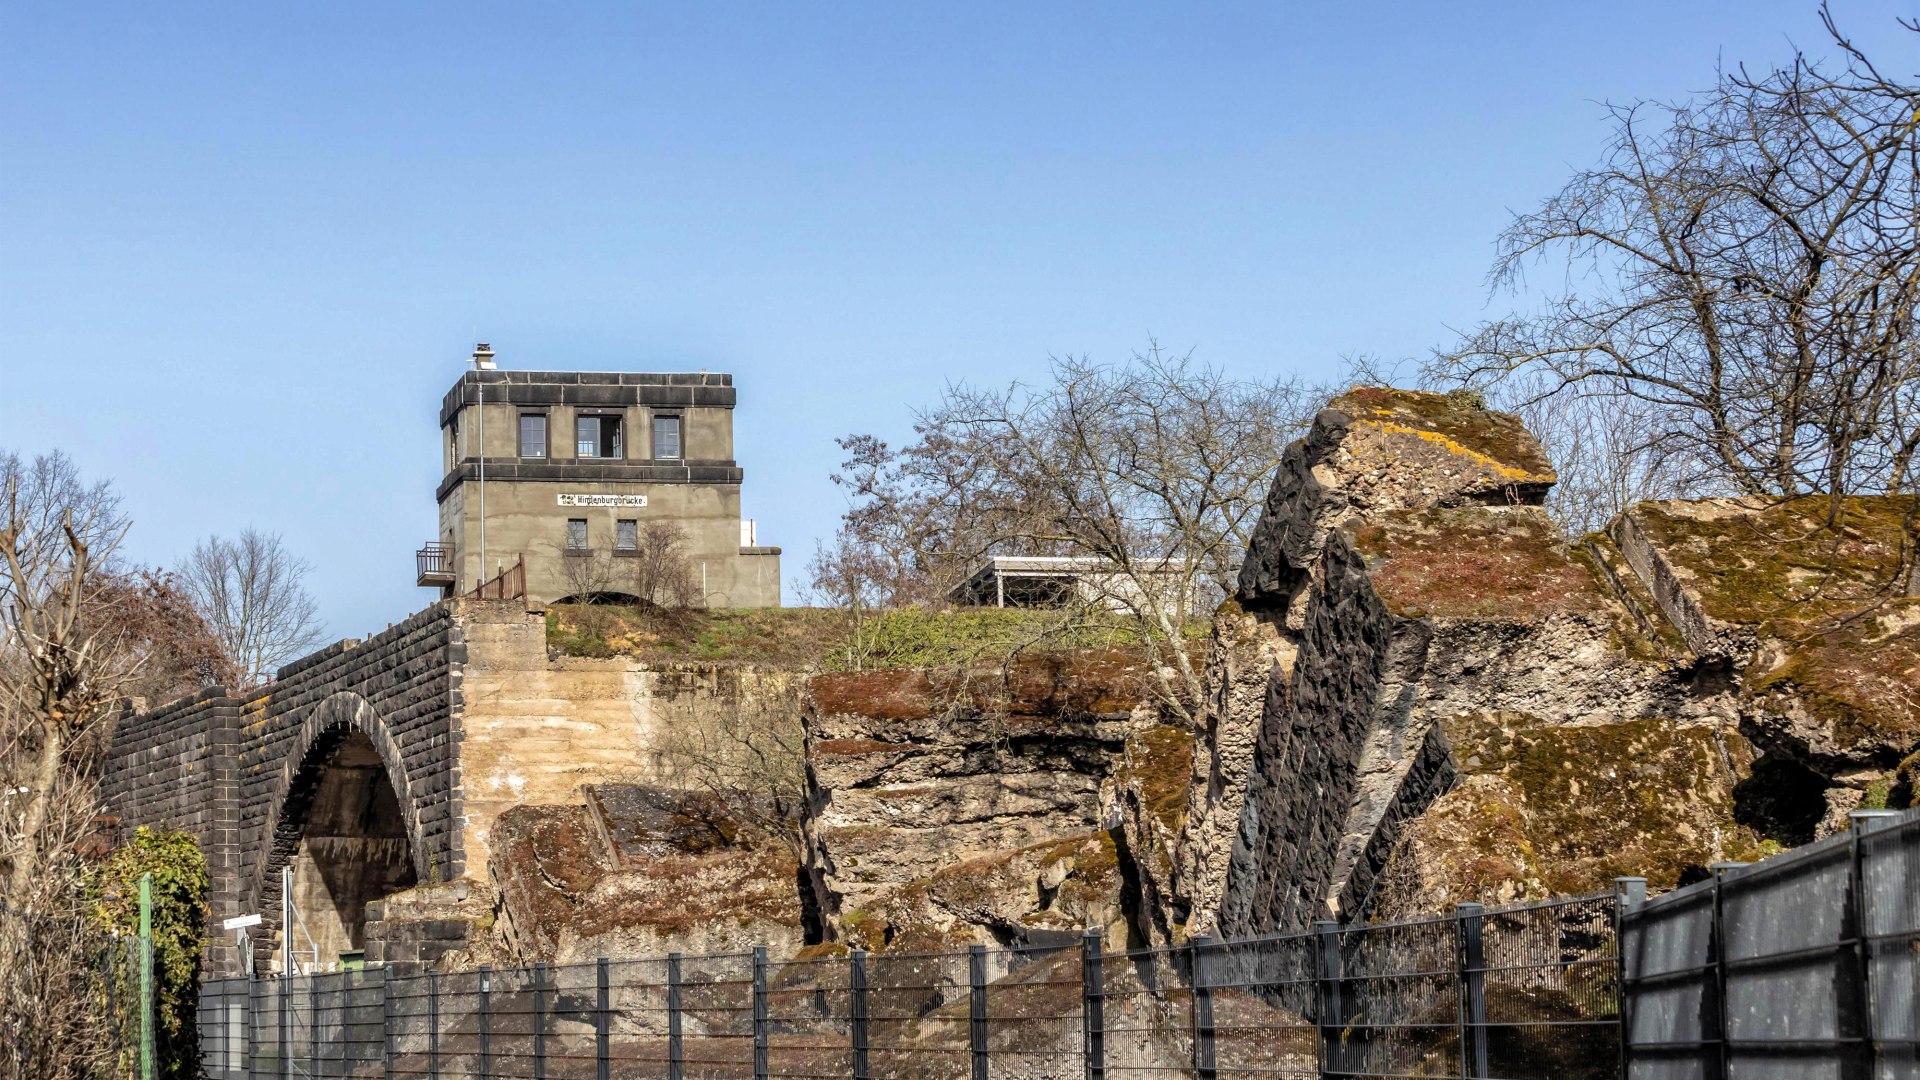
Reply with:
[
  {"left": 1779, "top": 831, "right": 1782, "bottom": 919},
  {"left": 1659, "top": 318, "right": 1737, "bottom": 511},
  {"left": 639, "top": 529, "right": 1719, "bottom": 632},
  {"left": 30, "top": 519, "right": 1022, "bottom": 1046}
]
[{"left": 3, "top": 2, "right": 1914, "bottom": 639}]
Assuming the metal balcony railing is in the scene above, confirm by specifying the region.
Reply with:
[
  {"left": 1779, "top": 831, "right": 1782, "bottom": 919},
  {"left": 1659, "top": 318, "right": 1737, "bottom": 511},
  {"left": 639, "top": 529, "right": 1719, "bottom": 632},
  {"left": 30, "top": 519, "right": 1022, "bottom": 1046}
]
[{"left": 415, "top": 543, "right": 455, "bottom": 587}]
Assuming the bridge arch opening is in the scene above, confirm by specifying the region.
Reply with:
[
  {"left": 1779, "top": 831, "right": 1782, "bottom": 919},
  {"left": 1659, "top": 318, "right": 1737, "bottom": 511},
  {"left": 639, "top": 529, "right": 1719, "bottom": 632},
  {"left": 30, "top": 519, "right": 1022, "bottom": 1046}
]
[{"left": 281, "top": 729, "right": 418, "bottom": 965}]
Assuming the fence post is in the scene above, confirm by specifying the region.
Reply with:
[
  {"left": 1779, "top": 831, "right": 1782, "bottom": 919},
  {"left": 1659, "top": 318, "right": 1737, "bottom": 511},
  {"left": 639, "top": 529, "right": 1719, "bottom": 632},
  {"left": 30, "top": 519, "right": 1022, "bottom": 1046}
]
[
  {"left": 138, "top": 873, "right": 154, "bottom": 1080},
  {"left": 1455, "top": 903, "right": 1489, "bottom": 1080},
  {"left": 101, "top": 941, "right": 118, "bottom": 1073},
  {"left": 479, "top": 965, "right": 492, "bottom": 1080},
  {"left": 252, "top": 974, "right": 268, "bottom": 1080},
  {"left": 1190, "top": 935, "right": 1216, "bottom": 1080},
  {"left": 753, "top": 946, "right": 771, "bottom": 1080},
  {"left": 381, "top": 966, "right": 394, "bottom": 1080},
  {"left": 595, "top": 957, "right": 610, "bottom": 1080},
  {"left": 428, "top": 970, "right": 440, "bottom": 1080},
  {"left": 1314, "top": 920, "right": 1342, "bottom": 1080},
  {"left": 1081, "top": 928, "right": 1105, "bottom": 1080},
  {"left": 279, "top": 952, "right": 291, "bottom": 1080},
  {"left": 668, "top": 953, "right": 685, "bottom": 1080},
  {"left": 850, "top": 949, "right": 871, "bottom": 1080},
  {"left": 1851, "top": 811, "right": 1898, "bottom": 1077},
  {"left": 1613, "top": 876, "right": 1646, "bottom": 1080},
  {"left": 308, "top": 975, "right": 319, "bottom": 1078},
  {"left": 1708, "top": 862, "right": 1745, "bottom": 1080},
  {"left": 969, "top": 943, "right": 989, "bottom": 1080},
  {"left": 533, "top": 961, "right": 548, "bottom": 1080}
]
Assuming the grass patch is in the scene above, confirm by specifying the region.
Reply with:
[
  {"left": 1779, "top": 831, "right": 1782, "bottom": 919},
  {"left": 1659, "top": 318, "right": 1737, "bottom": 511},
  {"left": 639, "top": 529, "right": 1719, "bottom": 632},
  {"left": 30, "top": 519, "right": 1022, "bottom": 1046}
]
[
  {"left": 546, "top": 603, "right": 1206, "bottom": 671},
  {"left": 545, "top": 605, "right": 843, "bottom": 665}
]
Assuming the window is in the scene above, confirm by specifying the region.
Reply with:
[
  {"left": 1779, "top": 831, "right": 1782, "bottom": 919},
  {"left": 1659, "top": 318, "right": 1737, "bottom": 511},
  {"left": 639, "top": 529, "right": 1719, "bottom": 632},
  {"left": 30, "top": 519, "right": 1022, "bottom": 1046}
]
[
  {"left": 519, "top": 413, "right": 547, "bottom": 459},
  {"left": 653, "top": 415, "right": 682, "bottom": 460},
  {"left": 616, "top": 519, "right": 638, "bottom": 552},
  {"left": 576, "top": 415, "right": 623, "bottom": 459},
  {"left": 565, "top": 518, "right": 588, "bottom": 550}
]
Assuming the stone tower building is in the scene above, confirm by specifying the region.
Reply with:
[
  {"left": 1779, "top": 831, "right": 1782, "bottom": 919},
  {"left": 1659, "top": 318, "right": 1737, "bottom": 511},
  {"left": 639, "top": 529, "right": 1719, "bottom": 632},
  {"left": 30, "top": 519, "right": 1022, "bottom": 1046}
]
[{"left": 418, "top": 345, "right": 781, "bottom": 608}]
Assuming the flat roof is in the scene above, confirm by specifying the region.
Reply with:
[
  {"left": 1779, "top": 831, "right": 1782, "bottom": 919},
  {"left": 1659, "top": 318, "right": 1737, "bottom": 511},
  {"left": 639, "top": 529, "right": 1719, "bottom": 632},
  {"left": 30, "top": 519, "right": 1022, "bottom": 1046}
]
[{"left": 441, "top": 369, "right": 736, "bottom": 424}]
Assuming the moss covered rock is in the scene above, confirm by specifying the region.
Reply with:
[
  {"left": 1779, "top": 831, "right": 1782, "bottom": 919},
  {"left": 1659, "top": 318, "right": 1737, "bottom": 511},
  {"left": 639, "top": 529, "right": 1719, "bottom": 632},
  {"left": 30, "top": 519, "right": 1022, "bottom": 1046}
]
[
  {"left": 1621, "top": 496, "right": 1920, "bottom": 760},
  {"left": 1371, "top": 713, "right": 1758, "bottom": 916}
]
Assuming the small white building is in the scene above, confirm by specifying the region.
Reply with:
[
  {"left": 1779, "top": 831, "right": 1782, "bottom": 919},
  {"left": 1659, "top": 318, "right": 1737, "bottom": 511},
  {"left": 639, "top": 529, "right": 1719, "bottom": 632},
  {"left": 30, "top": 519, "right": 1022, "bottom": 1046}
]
[{"left": 948, "top": 555, "right": 1200, "bottom": 613}]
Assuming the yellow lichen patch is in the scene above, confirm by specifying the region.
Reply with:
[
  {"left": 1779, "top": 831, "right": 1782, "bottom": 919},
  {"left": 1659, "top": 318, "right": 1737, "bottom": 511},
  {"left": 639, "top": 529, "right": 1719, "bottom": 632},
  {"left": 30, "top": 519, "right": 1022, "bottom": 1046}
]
[
  {"left": 1332, "top": 386, "right": 1557, "bottom": 481},
  {"left": 1358, "top": 420, "right": 1555, "bottom": 484}
]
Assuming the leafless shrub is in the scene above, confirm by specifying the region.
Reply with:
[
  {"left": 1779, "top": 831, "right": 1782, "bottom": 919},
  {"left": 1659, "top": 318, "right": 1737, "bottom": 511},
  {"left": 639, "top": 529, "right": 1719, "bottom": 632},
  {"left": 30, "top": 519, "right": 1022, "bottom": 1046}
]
[
  {"left": 627, "top": 522, "right": 700, "bottom": 609},
  {"left": 0, "top": 450, "right": 141, "bottom": 1080},
  {"left": 656, "top": 679, "right": 812, "bottom": 865},
  {"left": 558, "top": 547, "right": 623, "bottom": 604}
]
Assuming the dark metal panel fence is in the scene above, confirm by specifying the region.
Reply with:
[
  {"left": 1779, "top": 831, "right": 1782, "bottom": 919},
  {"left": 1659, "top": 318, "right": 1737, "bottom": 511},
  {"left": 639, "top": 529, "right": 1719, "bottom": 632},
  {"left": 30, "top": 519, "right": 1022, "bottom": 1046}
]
[
  {"left": 1620, "top": 809, "right": 1920, "bottom": 1080},
  {"left": 201, "top": 894, "right": 1616, "bottom": 1080}
]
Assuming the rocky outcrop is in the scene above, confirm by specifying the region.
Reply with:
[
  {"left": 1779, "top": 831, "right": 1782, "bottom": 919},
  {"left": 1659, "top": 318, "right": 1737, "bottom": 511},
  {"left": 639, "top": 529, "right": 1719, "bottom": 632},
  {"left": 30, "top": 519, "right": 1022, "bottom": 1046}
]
[
  {"left": 1616, "top": 497, "right": 1920, "bottom": 768},
  {"left": 487, "top": 786, "right": 808, "bottom": 965},
  {"left": 805, "top": 654, "right": 1152, "bottom": 950},
  {"left": 437, "top": 389, "right": 1918, "bottom": 967},
  {"left": 1158, "top": 603, "right": 1290, "bottom": 943},
  {"left": 1185, "top": 389, "right": 1762, "bottom": 939},
  {"left": 1152, "top": 388, "right": 1920, "bottom": 940}
]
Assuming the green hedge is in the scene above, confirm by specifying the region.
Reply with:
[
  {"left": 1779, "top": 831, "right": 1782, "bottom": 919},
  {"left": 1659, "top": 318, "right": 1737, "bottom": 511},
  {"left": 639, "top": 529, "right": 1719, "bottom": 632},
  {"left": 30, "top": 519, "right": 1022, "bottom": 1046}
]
[{"left": 91, "top": 826, "right": 208, "bottom": 1080}]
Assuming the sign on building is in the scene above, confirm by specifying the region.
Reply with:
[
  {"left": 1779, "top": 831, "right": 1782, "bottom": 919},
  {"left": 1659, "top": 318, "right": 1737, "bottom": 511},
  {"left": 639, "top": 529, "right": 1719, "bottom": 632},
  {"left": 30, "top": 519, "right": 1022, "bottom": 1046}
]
[{"left": 557, "top": 494, "right": 649, "bottom": 508}]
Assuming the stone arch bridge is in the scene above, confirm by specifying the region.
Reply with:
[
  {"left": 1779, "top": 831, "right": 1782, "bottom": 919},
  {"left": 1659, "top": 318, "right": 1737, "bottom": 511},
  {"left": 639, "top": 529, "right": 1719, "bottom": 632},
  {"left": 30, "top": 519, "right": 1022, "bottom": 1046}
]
[
  {"left": 104, "top": 600, "right": 759, "bottom": 976},
  {"left": 103, "top": 606, "right": 469, "bottom": 975}
]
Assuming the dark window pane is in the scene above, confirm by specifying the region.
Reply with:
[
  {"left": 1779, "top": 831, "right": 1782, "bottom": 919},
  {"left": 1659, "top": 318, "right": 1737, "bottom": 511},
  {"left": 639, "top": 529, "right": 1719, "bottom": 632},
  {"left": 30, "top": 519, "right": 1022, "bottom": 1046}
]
[
  {"left": 566, "top": 518, "right": 588, "bottom": 549},
  {"left": 616, "top": 519, "right": 638, "bottom": 551},
  {"left": 576, "top": 416, "right": 623, "bottom": 458},
  {"left": 519, "top": 414, "right": 547, "bottom": 458},
  {"left": 653, "top": 416, "right": 682, "bottom": 460}
]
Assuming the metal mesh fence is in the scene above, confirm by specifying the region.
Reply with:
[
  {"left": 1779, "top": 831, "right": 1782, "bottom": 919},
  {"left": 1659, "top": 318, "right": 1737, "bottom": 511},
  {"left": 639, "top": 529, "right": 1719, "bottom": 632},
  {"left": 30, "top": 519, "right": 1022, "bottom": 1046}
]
[{"left": 198, "top": 894, "right": 1619, "bottom": 1080}]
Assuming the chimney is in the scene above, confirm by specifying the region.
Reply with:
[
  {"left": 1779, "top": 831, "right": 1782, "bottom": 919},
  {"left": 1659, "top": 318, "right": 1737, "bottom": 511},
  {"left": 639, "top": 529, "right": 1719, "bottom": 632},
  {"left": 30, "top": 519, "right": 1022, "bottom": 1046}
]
[{"left": 471, "top": 342, "right": 496, "bottom": 370}]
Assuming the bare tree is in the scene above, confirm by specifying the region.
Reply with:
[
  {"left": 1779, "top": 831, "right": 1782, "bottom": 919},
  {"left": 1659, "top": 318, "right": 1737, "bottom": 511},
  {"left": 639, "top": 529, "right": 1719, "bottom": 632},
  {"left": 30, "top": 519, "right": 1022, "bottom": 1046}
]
[
  {"left": 831, "top": 344, "right": 1319, "bottom": 719},
  {"left": 802, "top": 536, "right": 903, "bottom": 670},
  {"left": 1486, "top": 375, "right": 1719, "bottom": 534},
  {"left": 627, "top": 522, "right": 700, "bottom": 608},
  {"left": 87, "top": 568, "right": 241, "bottom": 706},
  {"left": 1433, "top": 6, "right": 1920, "bottom": 516},
  {"left": 0, "top": 451, "right": 139, "bottom": 1080},
  {"left": 178, "top": 528, "right": 325, "bottom": 685}
]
